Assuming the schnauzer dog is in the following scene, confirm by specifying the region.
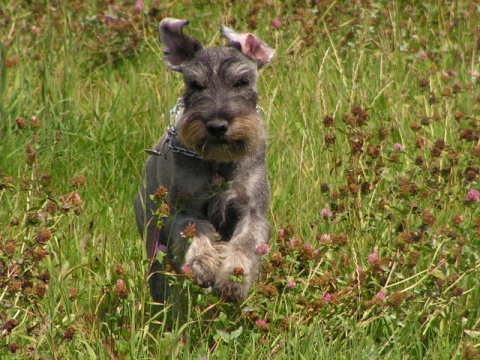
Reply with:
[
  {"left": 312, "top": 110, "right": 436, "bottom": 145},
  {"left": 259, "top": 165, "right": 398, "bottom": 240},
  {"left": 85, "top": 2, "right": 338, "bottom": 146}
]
[{"left": 134, "top": 18, "right": 274, "bottom": 303}]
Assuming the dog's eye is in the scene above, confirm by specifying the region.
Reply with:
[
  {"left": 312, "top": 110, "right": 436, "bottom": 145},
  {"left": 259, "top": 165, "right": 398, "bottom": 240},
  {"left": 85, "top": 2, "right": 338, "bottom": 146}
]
[
  {"left": 187, "top": 80, "right": 206, "bottom": 91},
  {"left": 234, "top": 78, "right": 249, "bottom": 88}
]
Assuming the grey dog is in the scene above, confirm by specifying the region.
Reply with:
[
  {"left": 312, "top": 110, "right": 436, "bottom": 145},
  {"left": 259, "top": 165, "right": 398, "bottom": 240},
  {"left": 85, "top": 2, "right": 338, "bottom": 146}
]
[{"left": 134, "top": 18, "right": 274, "bottom": 303}]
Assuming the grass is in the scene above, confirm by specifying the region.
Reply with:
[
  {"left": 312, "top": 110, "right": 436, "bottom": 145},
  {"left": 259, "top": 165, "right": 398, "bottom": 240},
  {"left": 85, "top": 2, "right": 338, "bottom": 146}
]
[{"left": 1, "top": 0, "right": 479, "bottom": 358}]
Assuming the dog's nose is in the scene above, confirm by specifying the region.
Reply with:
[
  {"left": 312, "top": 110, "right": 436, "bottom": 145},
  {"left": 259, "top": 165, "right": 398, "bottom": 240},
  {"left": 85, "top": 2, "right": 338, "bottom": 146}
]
[{"left": 206, "top": 119, "right": 228, "bottom": 137}]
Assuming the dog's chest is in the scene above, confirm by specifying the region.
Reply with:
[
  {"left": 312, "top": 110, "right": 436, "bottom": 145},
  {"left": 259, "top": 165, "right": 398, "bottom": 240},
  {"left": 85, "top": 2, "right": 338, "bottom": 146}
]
[{"left": 205, "top": 166, "right": 246, "bottom": 241}]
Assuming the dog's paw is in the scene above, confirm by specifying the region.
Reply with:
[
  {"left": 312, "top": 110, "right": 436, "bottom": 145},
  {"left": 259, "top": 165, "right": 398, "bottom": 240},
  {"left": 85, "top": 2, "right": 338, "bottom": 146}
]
[
  {"left": 214, "top": 251, "right": 255, "bottom": 303},
  {"left": 184, "top": 257, "right": 218, "bottom": 288},
  {"left": 214, "top": 276, "right": 250, "bottom": 303},
  {"left": 184, "top": 234, "right": 221, "bottom": 288}
]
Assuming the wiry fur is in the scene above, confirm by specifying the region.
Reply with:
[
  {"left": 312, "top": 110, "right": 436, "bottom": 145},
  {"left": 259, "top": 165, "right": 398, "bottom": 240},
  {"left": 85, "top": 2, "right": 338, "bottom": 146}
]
[
  {"left": 134, "top": 18, "right": 274, "bottom": 303},
  {"left": 179, "top": 113, "right": 264, "bottom": 163}
]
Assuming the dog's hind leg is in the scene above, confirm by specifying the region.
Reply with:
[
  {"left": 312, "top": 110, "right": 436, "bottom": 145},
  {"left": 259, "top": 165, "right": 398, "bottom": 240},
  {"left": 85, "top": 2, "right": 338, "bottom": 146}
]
[{"left": 134, "top": 164, "right": 171, "bottom": 303}]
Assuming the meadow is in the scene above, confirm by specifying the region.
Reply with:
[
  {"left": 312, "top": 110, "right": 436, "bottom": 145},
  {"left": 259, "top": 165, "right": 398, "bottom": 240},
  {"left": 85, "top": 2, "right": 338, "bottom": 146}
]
[{"left": 0, "top": 0, "right": 479, "bottom": 358}]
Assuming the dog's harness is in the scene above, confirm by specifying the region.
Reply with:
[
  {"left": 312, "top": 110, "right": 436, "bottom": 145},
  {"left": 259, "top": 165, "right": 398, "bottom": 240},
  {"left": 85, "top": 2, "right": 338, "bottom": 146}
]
[{"left": 145, "top": 98, "right": 201, "bottom": 159}]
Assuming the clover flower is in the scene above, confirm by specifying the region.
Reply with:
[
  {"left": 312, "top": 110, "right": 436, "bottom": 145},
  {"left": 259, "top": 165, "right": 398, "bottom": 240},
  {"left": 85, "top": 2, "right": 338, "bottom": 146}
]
[
  {"left": 320, "top": 206, "right": 331, "bottom": 218},
  {"left": 376, "top": 291, "right": 386, "bottom": 301},
  {"left": 271, "top": 19, "right": 281, "bottom": 29},
  {"left": 180, "top": 223, "right": 196, "bottom": 238},
  {"left": 211, "top": 173, "right": 225, "bottom": 185},
  {"left": 114, "top": 279, "right": 128, "bottom": 299},
  {"left": 318, "top": 234, "right": 331, "bottom": 244},
  {"left": 255, "top": 243, "right": 270, "bottom": 256},
  {"left": 181, "top": 265, "right": 194, "bottom": 279},
  {"left": 156, "top": 243, "right": 168, "bottom": 253},
  {"left": 368, "top": 250, "right": 379, "bottom": 263},
  {"left": 286, "top": 280, "right": 297, "bottom": 288},
  {"left": 255, "top": 319, "right": 269, "bottom": 328},
  {"left": 465, "top": 189, "right": 479, "bottom": 202}
]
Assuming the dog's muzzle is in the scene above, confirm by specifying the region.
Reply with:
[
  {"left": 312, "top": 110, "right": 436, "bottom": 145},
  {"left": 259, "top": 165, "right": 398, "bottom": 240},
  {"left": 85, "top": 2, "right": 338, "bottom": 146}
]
[{"left": 206, "top": 119, "right": 229, "bottom": 137}]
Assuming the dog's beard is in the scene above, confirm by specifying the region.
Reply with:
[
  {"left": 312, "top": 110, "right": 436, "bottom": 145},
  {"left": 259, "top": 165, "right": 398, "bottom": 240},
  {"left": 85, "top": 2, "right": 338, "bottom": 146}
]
[{"left": 179, "top": 113, "right": 264, "bottom": 163}]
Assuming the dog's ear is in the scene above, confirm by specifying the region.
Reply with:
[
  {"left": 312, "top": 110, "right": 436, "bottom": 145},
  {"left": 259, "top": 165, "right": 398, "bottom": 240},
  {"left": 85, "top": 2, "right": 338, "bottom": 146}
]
[
  {"left": 158, "top": 18, "right": 203, "bottom": 71},
  {"left": 220, "top": 25, "right": 275, "bottom": 68}
]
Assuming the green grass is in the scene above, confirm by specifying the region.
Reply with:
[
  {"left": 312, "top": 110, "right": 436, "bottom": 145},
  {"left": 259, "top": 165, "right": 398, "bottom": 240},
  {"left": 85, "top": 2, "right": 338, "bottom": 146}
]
[{"left": 1, "top": 0, "right": 479, "bottom": 358}]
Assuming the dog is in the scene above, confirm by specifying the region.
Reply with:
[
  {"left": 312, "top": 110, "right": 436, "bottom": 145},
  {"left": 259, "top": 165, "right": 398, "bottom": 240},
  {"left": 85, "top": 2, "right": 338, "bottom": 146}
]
[{"left": 134, "top": 18, "right": 274, "bottom": 303}]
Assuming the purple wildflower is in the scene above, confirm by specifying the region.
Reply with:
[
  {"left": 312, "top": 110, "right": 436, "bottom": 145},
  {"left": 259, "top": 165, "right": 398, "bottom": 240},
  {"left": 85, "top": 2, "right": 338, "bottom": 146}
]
[
  {"left": 324, "top": 293, "right": 332, "bottom": 302},
  {"left": 255, "top": 319, "right": 268, "bottom": 328},
  {"left": 467, "top": 70, "right": 480, "bottom": 79},
  {"left": 418, "top": 50, "right": 428, "bottom": 60},
  {"left": 465, "top": 189, "right": 480, "bottom": 202},
  {"left": 320, "top": 206, "right": 331, "bottom": 218},
  {"left": 271, "top": 19, "right": 281, "bottom": 29},
  {"left": 133, "top": 0, "right": 143, "bottom": 12},
  {"left": 288, "top": 238, "right": 301, "bottom": 247},
  {"left": 156, "top": 244, "right": 168, "bottom": 253},
  {"left": 368, "top": 250, "right": 378, "bottom": 263},
  {"left": 318, "top": 234, "right": 331, "bottom": 244},
  {"left": 255, "top": 243, "right": 271, "bottom": 256},
  {"left": 286, "top": 280, "right": 297, "bottom": 288},
  {"left": 181, "top": 265, "right": 192, "bottom": 274},
  {"left": 211, "top": 172, "right": 225, "bottom": 185},
  {"left": 394, "top": 143, "right": 404, "bottom": 151}
]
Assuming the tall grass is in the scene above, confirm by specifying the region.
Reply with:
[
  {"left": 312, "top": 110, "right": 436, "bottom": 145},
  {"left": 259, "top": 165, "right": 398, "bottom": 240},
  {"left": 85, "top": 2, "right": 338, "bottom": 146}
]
[{"left": 1, "top": 1, "right": 479, "bottom": 358}]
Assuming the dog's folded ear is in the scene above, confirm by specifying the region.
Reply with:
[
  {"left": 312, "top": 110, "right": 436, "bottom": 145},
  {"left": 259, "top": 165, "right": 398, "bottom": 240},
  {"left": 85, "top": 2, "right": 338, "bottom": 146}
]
[
  {"left": 159, "top": 18, "right": 203, "bottom": 71},
  {"left": 220, "top": 25, "right": 275, "bottom": 68}
]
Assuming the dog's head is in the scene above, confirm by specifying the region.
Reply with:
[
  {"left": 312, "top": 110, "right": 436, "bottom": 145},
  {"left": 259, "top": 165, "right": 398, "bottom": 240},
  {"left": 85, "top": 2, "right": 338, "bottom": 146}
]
[{"left": 159, "top": 18, "right": 275, "bottom": 163}]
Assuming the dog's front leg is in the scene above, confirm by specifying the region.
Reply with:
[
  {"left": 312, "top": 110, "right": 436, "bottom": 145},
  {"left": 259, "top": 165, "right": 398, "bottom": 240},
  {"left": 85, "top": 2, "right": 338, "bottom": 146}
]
[
  {"left": 214, "top": 213, "right": 270, "bottom": 302},
  {"left": 167, "top": 216, "right": 222, "bottom": 288}
]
